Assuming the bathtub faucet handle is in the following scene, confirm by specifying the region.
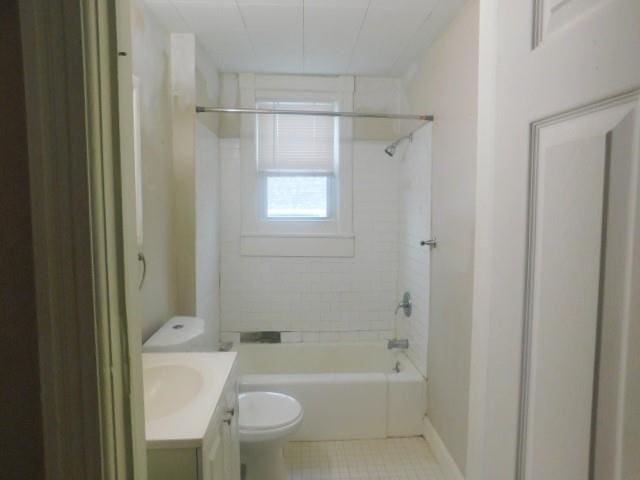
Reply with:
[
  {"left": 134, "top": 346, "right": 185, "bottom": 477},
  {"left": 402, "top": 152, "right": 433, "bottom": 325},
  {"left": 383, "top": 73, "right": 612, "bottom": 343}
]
[{"left": 395, "top": 292, "right": 412, "bottom": 317}]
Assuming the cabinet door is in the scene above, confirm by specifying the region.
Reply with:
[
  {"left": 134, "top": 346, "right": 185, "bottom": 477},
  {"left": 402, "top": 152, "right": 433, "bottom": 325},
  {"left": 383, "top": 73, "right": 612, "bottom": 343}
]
[
  {"left": 222, "top": 402, "right": 241, "bottom": 480},
  {"left": 203, "top": 427, "right": 225, "bottom": 480},
  {"left": 147, "top": 449, "right": 198, "bottom": 480}
]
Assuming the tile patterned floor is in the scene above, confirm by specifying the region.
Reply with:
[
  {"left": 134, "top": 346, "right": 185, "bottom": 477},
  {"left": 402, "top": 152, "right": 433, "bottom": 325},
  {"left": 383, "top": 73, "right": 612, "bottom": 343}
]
[{"left": 284, "top": 437, "right": 445, "bottom": 480}]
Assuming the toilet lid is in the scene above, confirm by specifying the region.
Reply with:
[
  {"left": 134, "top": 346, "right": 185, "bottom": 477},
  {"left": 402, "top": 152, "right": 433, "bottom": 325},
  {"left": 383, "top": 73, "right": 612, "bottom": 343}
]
[{"left": 239, "top": 392, "right": 302, "bottom": 431}]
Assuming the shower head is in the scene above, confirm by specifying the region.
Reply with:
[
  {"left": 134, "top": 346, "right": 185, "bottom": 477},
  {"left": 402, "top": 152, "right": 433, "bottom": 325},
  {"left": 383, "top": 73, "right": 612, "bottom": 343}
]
[
  {"left": 384, "top": 133, "right": 412, "bottom": 158},
  {"left": 384, "top": 143, "right": 397, "bottom": 157}
]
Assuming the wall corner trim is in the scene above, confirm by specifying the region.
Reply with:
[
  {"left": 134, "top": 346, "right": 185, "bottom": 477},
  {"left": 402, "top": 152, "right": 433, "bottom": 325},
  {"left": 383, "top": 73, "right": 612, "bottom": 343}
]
[{"left": 424, "top": 417, "right": 465, "bottom": 480}]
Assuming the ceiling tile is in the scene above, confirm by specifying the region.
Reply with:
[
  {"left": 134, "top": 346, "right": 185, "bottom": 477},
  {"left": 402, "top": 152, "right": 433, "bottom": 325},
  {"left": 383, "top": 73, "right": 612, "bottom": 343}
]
[
  {"left": 172, "top": 0, "right": 236, "bottom": 4},
  {"left": 198, "top": 31, "right": 255, "bottom": 71},
  {"left": 143, "top": 0, "right": 459, "bottom": 76},
  {"left": 236, "top": 0, "right": 302, "bottom": 6},
  {"left": 348, "top": 0, "right": 437, "bottom": 75},
  {"left": 145, "top": 1, "right": 191, "bottom": 33},
  {"left": 238, "top": 4, "right": 303, "bottom": 72},
  {"left": 303, "top": 2, "right": 369, "bottom": 74},
  {"left": 304, "top": 0, "right": 369, "bottom": 7},
  {"left": 392, "top": 0, "right": 465, "bottom": 74},
  {"left": 369, "top": 0, "right": 433, "bottom": 12},
  {"left": 348, "top": 11, "right": 421, "bottom": 75},
  {"left": 237, "top": 4, "right": 301, "bottom": 31},
  {"left": 172, "top": 1, "right": 246, "bottom": 31}
]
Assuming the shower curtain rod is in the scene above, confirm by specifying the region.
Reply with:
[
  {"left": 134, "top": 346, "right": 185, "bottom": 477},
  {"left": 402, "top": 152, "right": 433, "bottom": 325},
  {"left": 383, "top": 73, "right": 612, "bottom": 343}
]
[{"left": 195, "top": 106, "right": 434, "bottom": 122}]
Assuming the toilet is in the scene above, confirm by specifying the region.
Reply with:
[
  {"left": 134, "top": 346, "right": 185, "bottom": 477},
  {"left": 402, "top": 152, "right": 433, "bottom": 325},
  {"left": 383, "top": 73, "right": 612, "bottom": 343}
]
[
  {"left": 143, "top": 317, "right": 304, "bottom": 480},
  {"left": 238, "top": 391, "right": 303, "bottom": 480}
]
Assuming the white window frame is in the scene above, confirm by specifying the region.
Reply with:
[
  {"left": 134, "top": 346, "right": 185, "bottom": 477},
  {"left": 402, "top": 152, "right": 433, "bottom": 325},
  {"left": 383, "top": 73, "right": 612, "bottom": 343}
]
[{"left": 239, "top": 74, "right": 355, "bottom": 257}]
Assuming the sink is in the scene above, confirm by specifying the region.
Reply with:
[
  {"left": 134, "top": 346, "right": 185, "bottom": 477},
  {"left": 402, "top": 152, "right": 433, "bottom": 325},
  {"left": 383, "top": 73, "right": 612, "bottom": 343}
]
[
  {"left": 143, "top": 352, "right": 237, "bottom": 445},
  {"left": 143, "top": 365, "right": 204, "bottom": 420}
]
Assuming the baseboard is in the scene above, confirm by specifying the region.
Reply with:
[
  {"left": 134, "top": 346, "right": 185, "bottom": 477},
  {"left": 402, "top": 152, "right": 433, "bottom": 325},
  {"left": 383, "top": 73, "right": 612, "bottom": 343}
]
[{"left": 423, "top": 417, "right": 464, "bottom": 480}]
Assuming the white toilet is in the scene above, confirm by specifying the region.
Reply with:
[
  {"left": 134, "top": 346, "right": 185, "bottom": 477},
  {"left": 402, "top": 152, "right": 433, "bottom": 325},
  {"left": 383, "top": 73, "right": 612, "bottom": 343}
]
[
  {"left": 143, "top": 317, "right": 304, "bottom": 480},
  {"left": 238, "top": 391, "right": 303, "bottom": 480}
]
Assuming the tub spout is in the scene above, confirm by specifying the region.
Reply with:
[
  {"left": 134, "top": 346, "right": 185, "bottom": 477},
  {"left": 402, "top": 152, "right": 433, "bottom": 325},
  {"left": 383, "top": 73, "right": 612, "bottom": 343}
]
[{"left": 387, "top": 338, "right": 409, "bottom": 350}]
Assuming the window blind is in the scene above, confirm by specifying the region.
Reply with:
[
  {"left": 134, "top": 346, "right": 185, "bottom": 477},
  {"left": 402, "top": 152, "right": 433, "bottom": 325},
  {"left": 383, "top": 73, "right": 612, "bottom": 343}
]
[{"left": 256, "top": 100, "right": 337, "bottom": 173}]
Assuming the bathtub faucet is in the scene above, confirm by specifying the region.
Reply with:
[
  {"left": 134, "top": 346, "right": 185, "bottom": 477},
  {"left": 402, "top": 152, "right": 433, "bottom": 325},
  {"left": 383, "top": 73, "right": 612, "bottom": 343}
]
[{"left": 387, "top": 338, "right": 409, "bottom": 350}]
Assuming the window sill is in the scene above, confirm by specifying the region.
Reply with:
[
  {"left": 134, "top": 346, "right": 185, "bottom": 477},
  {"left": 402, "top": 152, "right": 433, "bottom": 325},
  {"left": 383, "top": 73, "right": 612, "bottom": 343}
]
[{"left": 240, "top": 234, "right": 355, "bottom": 257}]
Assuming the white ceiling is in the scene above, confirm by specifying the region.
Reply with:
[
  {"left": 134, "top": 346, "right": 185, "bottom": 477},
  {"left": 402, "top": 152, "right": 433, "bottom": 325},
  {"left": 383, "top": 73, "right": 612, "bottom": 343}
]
[{"left": 144, "top": 0, "right": 465, "bottom": 76}]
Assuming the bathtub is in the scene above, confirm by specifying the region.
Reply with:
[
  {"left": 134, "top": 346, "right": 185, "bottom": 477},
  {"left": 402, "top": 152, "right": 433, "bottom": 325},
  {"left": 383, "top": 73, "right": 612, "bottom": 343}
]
[{"left": 235, "top": 342, "right": 426, "bottom": 441}]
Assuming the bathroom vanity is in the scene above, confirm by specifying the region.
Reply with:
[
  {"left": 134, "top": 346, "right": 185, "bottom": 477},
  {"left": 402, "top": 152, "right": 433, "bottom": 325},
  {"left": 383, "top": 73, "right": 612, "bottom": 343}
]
[{"left": 143, "top": 352, "right": 240, "bottom": 480}]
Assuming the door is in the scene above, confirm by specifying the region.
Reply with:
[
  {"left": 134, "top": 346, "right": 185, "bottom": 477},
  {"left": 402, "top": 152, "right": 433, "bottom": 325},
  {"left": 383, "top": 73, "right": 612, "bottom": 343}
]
[
  {"left": 470, "top": 1, "right": 640, "bottom": 479},
  {"left": 115, "top": 0, "right": 148, "bottom": 477}
]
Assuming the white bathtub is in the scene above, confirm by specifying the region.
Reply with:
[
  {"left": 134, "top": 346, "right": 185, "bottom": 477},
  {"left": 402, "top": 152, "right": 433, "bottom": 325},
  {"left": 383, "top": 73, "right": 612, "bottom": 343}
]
[{"left": 235, "top": 342, "right": 426, "bottom": 441}]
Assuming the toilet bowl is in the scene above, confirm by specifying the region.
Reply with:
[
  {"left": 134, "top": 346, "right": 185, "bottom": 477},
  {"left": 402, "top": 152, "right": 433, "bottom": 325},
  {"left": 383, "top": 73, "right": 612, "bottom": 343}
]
[{"left": 239, "top": 391, "right": 303, "bottom": 480}]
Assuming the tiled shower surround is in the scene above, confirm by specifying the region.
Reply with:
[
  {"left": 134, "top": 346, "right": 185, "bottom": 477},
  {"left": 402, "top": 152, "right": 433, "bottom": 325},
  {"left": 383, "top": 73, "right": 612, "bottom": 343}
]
[
  {"left": 220, "top": 132, "right": 432, "bottom": 379},
  {"left": 220, "top": 139, "right": 400, "bottom": 341},
  {"left": 395, "top": 125, "right": 432, "bottom": 377}
]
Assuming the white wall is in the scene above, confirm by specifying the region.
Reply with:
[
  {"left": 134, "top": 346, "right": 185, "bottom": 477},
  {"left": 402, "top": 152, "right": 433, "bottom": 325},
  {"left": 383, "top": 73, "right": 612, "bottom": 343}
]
[
  {"left": 404, "top": 0, "right": 479, "bottom": 474},
  {"left": 170, "top": 33, "right": 223, "bottom": 350},
  {"left": 353, "top": 76, "right": 410, "bottom": 141},
  {"left": 194, "top": 46, "right": 223, "bottom": 350},
  {"left": 170, "top": 34, "right": 198, "bottom": 316},
  {"left": 395, "top": 125, "right": 432, "bottom": 378},
  {"left": 133, "top": 18, "right": 222, "bottom": 345},
  {"left": 218, "top": 74, "right": 407, "bottom": 142},
  {"left": 195, "top": 121, "right": 221, "bottom": 350},
  {"left": 132, "top": 0, "right": 177, "bottom": 340},
  {"left": 219, "top": 139, "right": 399, "bottom": 342}
]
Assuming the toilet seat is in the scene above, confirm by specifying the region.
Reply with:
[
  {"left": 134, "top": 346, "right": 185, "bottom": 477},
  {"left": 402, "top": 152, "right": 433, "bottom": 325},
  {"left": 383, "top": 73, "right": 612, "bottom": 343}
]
[{"left": 239, "top": 392, "right": 303, "bottom": 442}]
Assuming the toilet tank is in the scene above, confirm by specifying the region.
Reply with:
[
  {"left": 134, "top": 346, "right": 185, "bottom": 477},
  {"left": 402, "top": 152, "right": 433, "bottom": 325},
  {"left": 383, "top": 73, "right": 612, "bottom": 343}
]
[{"left": 142, "top": 316, "right": 208, "bottom": 353}]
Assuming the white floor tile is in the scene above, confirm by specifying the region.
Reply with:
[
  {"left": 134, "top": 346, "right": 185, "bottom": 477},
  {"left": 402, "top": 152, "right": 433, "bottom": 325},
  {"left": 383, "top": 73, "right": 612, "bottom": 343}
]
[{"left": 284, "top": 437, "right": 445, "bottom": 480}]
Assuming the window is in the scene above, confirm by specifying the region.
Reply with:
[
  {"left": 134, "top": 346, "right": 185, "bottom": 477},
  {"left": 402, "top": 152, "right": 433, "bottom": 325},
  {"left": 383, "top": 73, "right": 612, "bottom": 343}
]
[
  {"left": 265, "top": 174, "right": 330, "bottom": 219},
  {"left": 256, "top": 100, "right": 338, "bottom": 221},
  {"left": 239, "top": 74, "right": 355, "bottom": 257}
]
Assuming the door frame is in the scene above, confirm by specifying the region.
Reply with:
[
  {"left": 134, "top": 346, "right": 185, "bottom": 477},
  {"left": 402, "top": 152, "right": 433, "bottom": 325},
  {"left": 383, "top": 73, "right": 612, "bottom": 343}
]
[
  {"left": 466, "top": 0, "right": 498, "bottom": 478},
  {"left": 19, "top": 0, "right": 145, "bottom": 478}
]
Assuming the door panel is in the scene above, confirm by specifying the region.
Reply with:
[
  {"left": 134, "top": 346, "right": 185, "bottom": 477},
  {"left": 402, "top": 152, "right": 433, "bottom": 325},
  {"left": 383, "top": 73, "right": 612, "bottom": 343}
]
[
  {"left": 526, "top": 134, "right": 606, "bottom": 480},
  {"left": 592, "top": 102, "right": 639, "bottom": 480},
  {"left": 535, "top": 0, "right": 613, "bottom": 46},
  {"left": 522, "top": 95, "right": 640, "bottom": 480}
]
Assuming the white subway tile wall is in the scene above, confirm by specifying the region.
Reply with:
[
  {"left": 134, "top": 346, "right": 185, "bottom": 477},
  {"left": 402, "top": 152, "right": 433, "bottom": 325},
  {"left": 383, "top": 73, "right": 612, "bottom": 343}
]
[
  {"left": 395, "top": 125, "right": 432, "bottom": 377},
  {"left": 220, "top": 139, "right": 400, "bottom": 341}
]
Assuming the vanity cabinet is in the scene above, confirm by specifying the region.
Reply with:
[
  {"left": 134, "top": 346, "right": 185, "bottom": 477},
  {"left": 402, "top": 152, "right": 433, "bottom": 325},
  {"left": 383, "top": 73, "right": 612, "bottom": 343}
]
[{"left": 147, "top": 364, "right": 240, "bottom": 480}]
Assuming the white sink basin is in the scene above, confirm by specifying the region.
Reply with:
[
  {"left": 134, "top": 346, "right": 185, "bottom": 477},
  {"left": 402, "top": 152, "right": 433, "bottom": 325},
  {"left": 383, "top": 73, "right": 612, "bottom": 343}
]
[
  {"left": 143, "top": 352, "right": 237, "bottom": 447},
  {"left": 143, "top": 364, "right": 204, "bottom": 420}
]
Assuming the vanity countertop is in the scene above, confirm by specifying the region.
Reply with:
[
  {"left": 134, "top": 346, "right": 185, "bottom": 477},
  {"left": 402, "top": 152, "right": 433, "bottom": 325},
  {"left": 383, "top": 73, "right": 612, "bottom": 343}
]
[{"left": 143, "top": 352, "right": 237, "bottom": 449}]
